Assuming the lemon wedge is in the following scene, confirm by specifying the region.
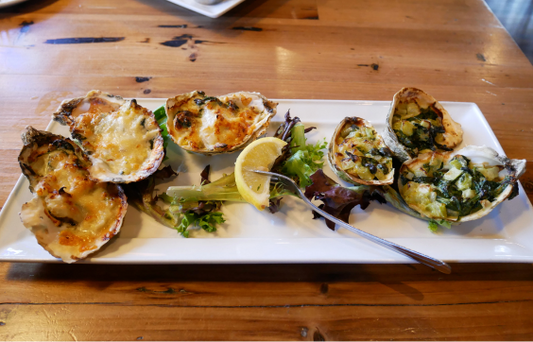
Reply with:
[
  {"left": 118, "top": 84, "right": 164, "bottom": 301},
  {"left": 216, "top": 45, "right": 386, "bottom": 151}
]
[{"left": 235, "top": 137, "right": 287, "bottom": 211}]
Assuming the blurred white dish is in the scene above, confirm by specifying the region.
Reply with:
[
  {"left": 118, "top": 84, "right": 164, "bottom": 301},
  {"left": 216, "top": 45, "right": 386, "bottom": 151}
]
[
  {"left": 165, "top": 0, "right": 245, "bottom": 18},
  {"left": 195, "top": 0, "right": 223, "bottom": 4},
  {"left": 0, "top": 0, "right": 28, "bottom": 9}
]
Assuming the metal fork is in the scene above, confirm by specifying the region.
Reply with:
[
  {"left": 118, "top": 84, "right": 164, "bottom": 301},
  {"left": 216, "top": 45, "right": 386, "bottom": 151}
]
[{"left": 253, "top": 170, "right": 452, "bottom": 274}]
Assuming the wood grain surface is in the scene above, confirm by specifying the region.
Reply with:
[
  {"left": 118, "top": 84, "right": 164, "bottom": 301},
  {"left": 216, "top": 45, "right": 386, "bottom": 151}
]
[{"left": 1, "top": 0, "right": 533, "bottom": 340}]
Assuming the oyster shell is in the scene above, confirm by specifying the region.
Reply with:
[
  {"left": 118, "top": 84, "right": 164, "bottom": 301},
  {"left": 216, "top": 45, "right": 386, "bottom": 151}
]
[
  {"left": 383, "top": 87, "right": 463, "bottom": 162},
  {"left": 398, "top": 145, "right": 525, "bottom": 223},
  {"left": 328, "top": 117, "right": 394, "bottom": 185},
  {"left": 165, "top": 91, "right": 277, "bottom": 155},
  {"left": 53, "top": 90, "right": 165, "bottom": 183},
  {"left": 18, "top": 127, "right": 128, "bottom": 263}
]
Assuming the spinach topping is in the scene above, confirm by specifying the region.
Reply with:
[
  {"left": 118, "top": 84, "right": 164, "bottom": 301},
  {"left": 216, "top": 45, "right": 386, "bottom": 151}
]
[
  {"left": 393, "top": 106, "right": 451, "bottom": 157},
  {"left": 194, "top": 96, "right": 223, "bottom": 107},
  {"left": 227, "top": 100, "right": 238, "bottom": 111},
  {"left": 345, "top": 150, "right": 359, "bottom": 162},
  {"left": 361, "top": 157, "right": 378, "bottom": 174},
  {"left": 174, "top": 110, "right": 195, "bottom": 128},
  {"left": 405, "top": 155, "right": 510, "bottom": 218},
  {"left": 51, "top": 139, "right": 75, "bottom": 152},
  {"left": 360, "top": 156, "right": 390, "bottom": 176},
  {"left": 355, "top": 146, "right": 367, "bottom": 155},
  {"left": 194, "top": 96, "right": 241, "bottom": 112},
  {"left": 379, "top": 147, "right": 393, "bottom": 157},
  {"left": 369, "top": 148, "right": 380, "bottom": 156},
  {"left": 369, "top": 147, "right": 393, "bottom": 158},
  {"left": 417, "top": 106, "right": 439, "bottom": 120},
  {"left": 71, "top": 131, "right": 86, "bottom": 142},
  {"left": 377, "top": 163, "right": 389, "bottom": 175}
]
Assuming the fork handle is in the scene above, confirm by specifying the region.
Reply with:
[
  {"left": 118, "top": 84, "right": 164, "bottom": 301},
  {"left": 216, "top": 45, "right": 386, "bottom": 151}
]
[{"left": 299, "top": 194, "right": 452, "bottom": 274}]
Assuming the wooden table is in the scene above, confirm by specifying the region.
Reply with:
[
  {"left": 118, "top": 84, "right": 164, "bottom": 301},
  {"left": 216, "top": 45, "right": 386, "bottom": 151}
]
[{"left": 1, "top": 0, "right": 533, "bottom": 340}]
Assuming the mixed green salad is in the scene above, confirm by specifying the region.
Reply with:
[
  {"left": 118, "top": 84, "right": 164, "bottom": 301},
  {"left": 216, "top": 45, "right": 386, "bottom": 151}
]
[{"left": 124, "top": 107, "right": 384, "bottom": 237}]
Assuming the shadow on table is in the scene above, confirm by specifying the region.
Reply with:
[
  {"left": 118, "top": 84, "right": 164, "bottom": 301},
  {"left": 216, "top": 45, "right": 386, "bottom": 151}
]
[
  {"left": 4, "top": 263, "right": 533, "bottom": 303},
  {"left": 5, "top": 262, "right": 533, "bottom": 283}
]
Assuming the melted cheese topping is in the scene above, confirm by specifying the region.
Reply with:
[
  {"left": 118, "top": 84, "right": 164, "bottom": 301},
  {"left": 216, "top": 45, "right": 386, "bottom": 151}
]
[
  {"left": 168, "top": 92, "right": 273, "bottom": 152},
  {"left": 334, "top": 124, "right": 393, "bottom": 181},
  {"left": 20, "top": 143, "right": 124, "bottom": 263},
  {"left": 71, "top": 100, "right": 161, "bottom": 177}
]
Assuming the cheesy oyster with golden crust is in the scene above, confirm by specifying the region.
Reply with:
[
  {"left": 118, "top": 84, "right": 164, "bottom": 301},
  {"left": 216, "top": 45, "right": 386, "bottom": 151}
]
[
  {"left": 18, "top": 127, "right": 128, "bottom": 263},
  {"left": 165, "top": 91, "right": 277, "bottom": 155},
  {"left": 53, "top": 90, "right": 164, "bottom": 183}
]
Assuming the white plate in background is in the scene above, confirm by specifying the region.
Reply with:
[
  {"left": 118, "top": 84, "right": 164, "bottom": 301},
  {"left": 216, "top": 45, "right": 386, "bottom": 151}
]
[
  {"left": 1, "top": 98, "right": 532, "bottom": 264},
  {"left": 165, "top": 0, "right": 245, "bottom": 18},
  {"left": 0, "top": 0, "right": 28, "bottom": 9}
]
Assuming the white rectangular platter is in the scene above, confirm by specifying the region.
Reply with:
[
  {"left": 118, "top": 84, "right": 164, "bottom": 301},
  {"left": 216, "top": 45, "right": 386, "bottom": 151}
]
[
  {"left": 165, "top": 0, "right": 245, "bottom": 18},
  {"left": 1, "top": 98, "right": 532, "bottom": 264}
]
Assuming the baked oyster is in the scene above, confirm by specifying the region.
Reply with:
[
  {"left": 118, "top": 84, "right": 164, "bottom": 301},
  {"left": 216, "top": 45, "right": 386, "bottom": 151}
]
[
  {"left": 398, "top": 145, "right": 525, "bottom": 223},
  {"left": 53, "top": 90, "right": 165, "bottom": 183},
  {"left": 383, "top": 88, "right": 463, "bottom": 162},
  {"left": 165, "top": 91, "right": 277, "bottom": 155},
  {"left": 328, "top": 117, "right": 394, "bottom": 185},
  {"left": 18, "top": 127, "right": 128, "bottom": 263}
]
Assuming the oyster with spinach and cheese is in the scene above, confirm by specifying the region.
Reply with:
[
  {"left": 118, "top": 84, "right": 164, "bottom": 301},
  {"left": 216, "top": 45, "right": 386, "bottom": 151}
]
[
  {"left": 165, "top": 91, "right": 277, "bottom": 155},
  {"left": 398, "top": 145, "right": 525, "bottom": 223},
  {"left": 53, "top": 90, "right": 164, "bottom": 183},
  {"left": 384, "top": 87, "right": 463, "bottom": 162},
  {"left": 328, "top": 117, "right": 394, "bottom": 185},
  {"left": 18, "top": 127, "right": 128, "bottom": 263}
]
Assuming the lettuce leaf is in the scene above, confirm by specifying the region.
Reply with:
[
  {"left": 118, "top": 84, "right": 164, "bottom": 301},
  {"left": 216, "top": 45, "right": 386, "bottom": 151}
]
[
  {"left": 176, "top": 211, "right": 225, "bottom": 238},
  {"left": 122, "top": 165, "right": 180, "bottom": 229},
  {"left": 271, "top": 111, "right": 327, "bottom": 188},
  {"left": 153, "top": 105, "right": 171, "bottom": 161},
  {"left": 304, "top": 169, "right": 385, "bottom": 230},
  {"left": 124, "top": 164, "right": 228, "bottom": 238}
]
